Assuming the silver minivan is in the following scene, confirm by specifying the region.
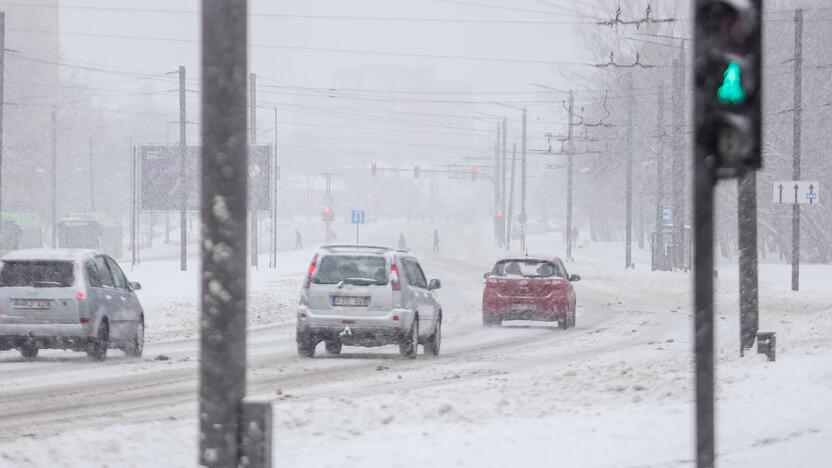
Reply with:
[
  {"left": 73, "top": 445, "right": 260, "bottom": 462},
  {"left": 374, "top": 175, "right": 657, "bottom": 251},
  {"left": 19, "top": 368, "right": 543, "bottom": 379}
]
[
  {"left": 296, "top": 245, "right": 442, "bottom": 358},
  {"left": 0, "top": 249, "right": 145, "bottom": 361}
]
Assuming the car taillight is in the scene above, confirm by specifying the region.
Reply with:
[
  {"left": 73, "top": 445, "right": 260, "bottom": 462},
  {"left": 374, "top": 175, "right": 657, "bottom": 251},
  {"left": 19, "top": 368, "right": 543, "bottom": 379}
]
[
  {"left": 304, "top": 254, "right": 318, "bottom": 289},
  {"left": 76, "top": 290, "right": 86, "bottom": 301},
  {"left": 79, "top": 317, "right": 90, "bottom": 324},
  {"left": 390, "top": 263, "right": 401, "bottom": 291}
]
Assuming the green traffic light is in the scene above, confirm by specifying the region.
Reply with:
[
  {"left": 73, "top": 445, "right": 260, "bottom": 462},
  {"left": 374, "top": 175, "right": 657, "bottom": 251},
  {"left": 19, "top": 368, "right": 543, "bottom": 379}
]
[{"left": 717, "top": 61, "right": 747, "bottom": 104}]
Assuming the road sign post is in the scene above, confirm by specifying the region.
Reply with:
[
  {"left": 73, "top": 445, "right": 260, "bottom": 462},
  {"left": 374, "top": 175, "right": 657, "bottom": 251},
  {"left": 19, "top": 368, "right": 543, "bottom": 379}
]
[{"left": 351, "top": 209, "right": 365, "bottom": 244}]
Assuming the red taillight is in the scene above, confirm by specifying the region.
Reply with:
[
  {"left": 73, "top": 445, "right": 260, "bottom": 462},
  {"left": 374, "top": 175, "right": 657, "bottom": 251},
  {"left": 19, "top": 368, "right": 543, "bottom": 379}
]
[
  {"left": 390, "top": 263, "right": 401, "bottom": 291},
  {"left": 299, "top": 312, "right": 308, "bottom": 320},
  {"left": 304, "top": 254, "right": 318, "bottom": 289},
  {"left": 79, "top": 317, "right": 90, "bottom": 324},
  {"left": 392, "top": 315, "right": 400, "bottom": 321},
  {"left": 76, "top": 290, "right": 86, "bottom": 301}
]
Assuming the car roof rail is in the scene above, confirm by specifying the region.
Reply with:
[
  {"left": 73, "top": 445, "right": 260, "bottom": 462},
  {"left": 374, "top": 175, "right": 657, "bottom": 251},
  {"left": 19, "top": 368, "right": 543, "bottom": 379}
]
[{"left": 320, "top": 244, "right": 392, "bottom": 254}]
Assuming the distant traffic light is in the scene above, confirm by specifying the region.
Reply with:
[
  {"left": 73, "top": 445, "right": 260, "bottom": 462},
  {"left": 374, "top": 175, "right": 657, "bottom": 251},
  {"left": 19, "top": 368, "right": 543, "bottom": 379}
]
[
  {"left": 371, "top": 160, "right": 377, "bottom": 176},
  {"left": 471, "top": 164, "right": 478, "bottom": 180},
  {"left": 413, "top": 164, "right": 421, "bottom": 178},
  {"left": 322, "top": 206, "right": 335, "bottom": 223},
  {"left": 694, "top": 0, "right": 762, "bottom": 177},
  {"left": 495, "top": 209, "right": 504, "bottom": 219}
]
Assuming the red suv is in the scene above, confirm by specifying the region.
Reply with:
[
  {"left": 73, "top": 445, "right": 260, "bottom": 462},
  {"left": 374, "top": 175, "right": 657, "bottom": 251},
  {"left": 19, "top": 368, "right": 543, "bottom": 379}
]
[{"left": 482, "top": 257, "right": 580, "bottom": 329}]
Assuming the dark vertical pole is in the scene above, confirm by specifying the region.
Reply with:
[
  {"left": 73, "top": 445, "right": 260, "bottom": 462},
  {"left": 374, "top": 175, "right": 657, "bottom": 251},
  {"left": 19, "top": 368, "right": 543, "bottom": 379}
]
[
  {"left": 200, "top": 0, "right": 249, "bottom": 466},
  {"left": 51, "top": 109, "right": 57, "bottom": 248},
  {"left": 520, "top": 108, "right": 527, "bottom": 254},
  {"left": 131, "top": 144, "right": 137, "bottom": 267},
  {"left": 792, "top": 9, "right": 802, "bottom": 292},
  {"left": 325, "top": 173, "right": 332, "bottom": 242},
  {"left": 625, "top": 75, "right": 634, "bottom": 270},
  {"left": 179, "top": 66, "right": 187, "bottom": 271},
  {"left": 672, "top": 58, "right": 683, "bottom": 270},
  {"left": 271, "top": 106, "right": 278, "bottom": 268},
  {"left": 656, "top": 85, "right": 665, "bottom": 232},
  {"left": 506, "top": 143, "right": 517, "bottom": 251},
  {"left": 249, "top": 73, "right": 259, "bottom": 268},
  {"left": 679, "top": 42, "right": 689, "bottom": 271},
  {"left": 88, "top": 138, "right": 96, "bottom": 212},
  {"left": 494, "top": 136, "right": 500, "bottom": 246},
  {"left": 566, "top": 91, "right": 574, "bottom": 262},
  {"left": 501, "top": 117, "right": 508, "bottom": 245},
  {"left": 738, "top": 171, "right": 759, "bottom": 353},
  {"left": 0, "top": 12, "right": 4, "bottom": 235}
]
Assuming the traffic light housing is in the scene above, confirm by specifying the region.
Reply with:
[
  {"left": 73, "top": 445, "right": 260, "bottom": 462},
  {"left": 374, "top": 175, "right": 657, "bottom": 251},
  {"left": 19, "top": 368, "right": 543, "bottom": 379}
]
[
  {"left": 471, "top": 164, "right": 478, "bottom": 181},
  {"left": 371, "top": 160, "right": 377, "bottom": 176},
  {"left": 322, "top": 206, "right": 335, "bottom": 223},
  {"left": 495, "top": 209, "right": 504, "bottom": 219},
  {"left": 413, "top": 164, "right": 421, "bottom": 178},
  {"left": 694, "top": 0, "right": 762, "bottom": 178}
]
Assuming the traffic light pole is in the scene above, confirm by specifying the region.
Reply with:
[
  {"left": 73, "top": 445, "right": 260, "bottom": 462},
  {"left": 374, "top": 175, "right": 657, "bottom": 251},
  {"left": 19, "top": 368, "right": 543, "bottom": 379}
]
[
  {"left": 506, "top": 143, "right": 517, "bottom": 251},
  {"left": 625, "top": 74, "right": 634, "bottom": 270},
  {"left": 566, "top": 91, "right": 574, "bottom": 262},
  {"left": 179, "top": 65, "right": 187, "bottom": 272},
  {"left": 520, "top": 108, "right": 527, "bottom": 254},
  {"left": 738, "top": 171, "right": 759, "bottom": 353},
  {"left": 791, "top": 9, "right": 803, "bottom": 292},
  {"left": 250, "top": 73, "right": 259, "bottom": 269}
]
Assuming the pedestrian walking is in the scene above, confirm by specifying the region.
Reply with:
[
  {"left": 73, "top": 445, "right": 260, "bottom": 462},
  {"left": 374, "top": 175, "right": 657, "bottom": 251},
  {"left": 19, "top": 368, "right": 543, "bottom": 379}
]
[
  {"left": 294, "top": 229, "right": 303, "bottom": 250},
  {"left": 433, "top": 229, "right": 440, "bottom": 253}
]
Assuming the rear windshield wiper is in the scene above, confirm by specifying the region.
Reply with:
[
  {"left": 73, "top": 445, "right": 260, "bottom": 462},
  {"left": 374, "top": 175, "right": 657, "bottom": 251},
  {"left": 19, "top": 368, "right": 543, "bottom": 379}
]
[
  {"left": 33, "top": 281, "right": 65, "bottom": 288},
  {"left": 339, "top": 277, "right": 382, "bottom": 287}
]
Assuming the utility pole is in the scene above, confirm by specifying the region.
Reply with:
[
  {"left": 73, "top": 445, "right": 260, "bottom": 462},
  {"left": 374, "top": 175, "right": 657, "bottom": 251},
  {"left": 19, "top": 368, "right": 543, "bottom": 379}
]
[
  {"left": 51, "top": 109, "right": 57, "bottom": 248},
  {"left": 88, "top": 138, "right": 96, "bottom": 212},
  {"left": 625, "top": 74, "right": 634, "bottom": 270},
  {"left": 325, "top": 173, "right": 332, "bottom": 242},
  {"left": 0, "top": 11, "right": 5, "bottom": 236},
  {"left": 249, "top": 72, "right": 259, "bottom": 268},
  {"left": 655, "top": 85, "right": 665, "bottom": 232},
  {"left": 270, "top": 105, "right": 278, "bottom": 269},
  {"left": 494, "top": 132, "right": 501, "bottom": 247},
  {"left": 201, "top": 1, "right": 271, "bottom": 467},
  {"left": 179, "top": 65, "right": 187, "bottom": 271},
  {"left": 520, "top": 108, "right": 528, "bottom": 254},
  {"left": 501, "top": 117, "right": 508, "bottom": 243},
  {"left": 131, "top": 143, "right": 137, "bottom": 267},
  {"left": 566, "top": 91, "right": 574, "bottom": 262},
  {"left": 671, "top": 57, "right": 684, "bottom": 270},
  {"left": 792, "top": 9, "right": 803, "bottom": 292},
  {"left": 506, "top": 143, "right": 517, "bottom": 251}
]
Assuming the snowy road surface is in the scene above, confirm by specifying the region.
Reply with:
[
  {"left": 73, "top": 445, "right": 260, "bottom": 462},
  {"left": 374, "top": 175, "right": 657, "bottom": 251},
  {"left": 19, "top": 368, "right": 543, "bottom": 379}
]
[{"left": 0, "top": 225, "right": 830, "bottom": 468}]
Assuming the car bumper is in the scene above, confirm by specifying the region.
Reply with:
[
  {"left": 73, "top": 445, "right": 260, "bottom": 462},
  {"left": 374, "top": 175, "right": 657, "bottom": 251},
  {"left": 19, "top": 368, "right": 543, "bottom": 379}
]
[
  {"left": 483, "top": 298, "right": 568, "bottom": 321},
  {"left": 0, "top": 324, "right": 93, "bottom": 351},
  {"left": 296, "top": 306, "right": 414, "bottom": 347}
]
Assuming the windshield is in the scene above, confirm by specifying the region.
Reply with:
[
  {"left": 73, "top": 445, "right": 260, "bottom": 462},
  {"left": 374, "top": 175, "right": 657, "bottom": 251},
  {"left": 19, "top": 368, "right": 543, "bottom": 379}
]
[
  {"left": 492, "top": 260, "right": 561, "bottom": 278},
  {"left": 0, "top": 261, "right": 75, "bottom": 287},
  {"left": 313, "top": 255, "right": 387, "bottom": 285}
]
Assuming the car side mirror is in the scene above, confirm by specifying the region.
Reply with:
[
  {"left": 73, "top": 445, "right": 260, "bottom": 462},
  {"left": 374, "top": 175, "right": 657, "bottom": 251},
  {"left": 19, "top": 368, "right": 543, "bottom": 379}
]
[
  {"left": 483, "top": 272, "right": 491, "bottom": 279},
  {"left": 129, "top": 281, "right": 142, "bottom": 291},
  {"left": 429, "top": 279, "right": 442, "bottom": 290},
  {"left": 569, "top": 274, "right": 581, "bottom": 282}
]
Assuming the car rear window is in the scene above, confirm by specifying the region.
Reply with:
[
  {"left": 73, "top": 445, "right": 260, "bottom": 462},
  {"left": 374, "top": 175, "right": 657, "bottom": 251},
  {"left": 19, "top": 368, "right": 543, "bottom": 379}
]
[
  {"left": 314, "top": 255, "right": 387, "bottom": 285},
  {"left": 493, "top": 260, "right": 561, "bottom": 278},
  {"left": 0, "top": 261, "right": 75, "bottom": 287}
]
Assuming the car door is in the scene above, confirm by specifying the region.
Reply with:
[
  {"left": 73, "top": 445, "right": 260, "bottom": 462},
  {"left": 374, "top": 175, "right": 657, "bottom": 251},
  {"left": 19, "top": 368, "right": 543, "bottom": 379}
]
[
  {"left": 402, "top": 258, "right": 434, "bottom": 336},
  {"left": 557, "top": 260, "right": 576, "bottom": 308},
  {"left": 102, "top": 256, "right": 133, "bottom": 342},
  {"left": 84, "top": 258, "right": 110, "bottom": 327},
  {"left": 92, "top": 255, "right": 118, "bottom": 333}
]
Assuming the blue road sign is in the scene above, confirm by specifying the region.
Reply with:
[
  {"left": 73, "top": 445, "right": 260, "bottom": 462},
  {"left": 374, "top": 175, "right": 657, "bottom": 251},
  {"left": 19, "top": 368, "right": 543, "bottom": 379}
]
[
  {"left": 662, "top": 206, "right": 673, "bottom": 227},
  {"left": 351, "top": 209, "right": 366, "bottom": 224}
]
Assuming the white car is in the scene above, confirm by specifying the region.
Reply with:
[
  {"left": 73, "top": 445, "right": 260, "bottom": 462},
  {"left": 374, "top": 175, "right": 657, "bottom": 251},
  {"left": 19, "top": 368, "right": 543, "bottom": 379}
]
[
  {"left": 296, "top": 244, "right": 442, "bottom": 359},
  {"left": 0, "top": 249, "right": 145, "bottom": 361}
]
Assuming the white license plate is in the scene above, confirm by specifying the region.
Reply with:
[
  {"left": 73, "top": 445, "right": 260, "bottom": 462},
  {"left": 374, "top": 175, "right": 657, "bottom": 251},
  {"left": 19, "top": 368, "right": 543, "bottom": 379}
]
[
  {"left": 332, "top": 296, "right": 370, "bottom": 307},
  {"left": 511, "top": 304, "right": 537, "bottom": 312},
  {"left": 13, "top": 298, "right": 52, "bottom": 309}
]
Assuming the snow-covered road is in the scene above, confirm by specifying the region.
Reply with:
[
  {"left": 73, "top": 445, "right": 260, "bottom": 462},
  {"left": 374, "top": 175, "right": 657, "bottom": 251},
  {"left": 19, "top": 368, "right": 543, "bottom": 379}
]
[{"left": 0, "top": 223, "right": 830, "bottom": 468}]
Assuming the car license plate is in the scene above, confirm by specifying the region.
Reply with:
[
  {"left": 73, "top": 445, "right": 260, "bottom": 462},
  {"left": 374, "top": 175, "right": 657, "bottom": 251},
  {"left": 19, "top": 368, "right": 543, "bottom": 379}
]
[
  {"left": 13, "top": 298, "right": 52, "bottom": 309},
  {"left": 332, "top": 296, "right": 370, "bottom": 307},
  {"left": 511, "top": 304, "right": 537, "bottom": 312}
]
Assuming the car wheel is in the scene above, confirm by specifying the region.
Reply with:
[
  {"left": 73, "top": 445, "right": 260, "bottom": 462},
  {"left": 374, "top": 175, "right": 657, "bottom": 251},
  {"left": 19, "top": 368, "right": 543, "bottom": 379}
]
[
  {"left": 399, "top": 316, "right": 419, "bottom": 359},
  {"left": 19, "top": 343, "right": 38, "bottom": 360},
  {"left": 124, "top": 317, "right": 145, "bottom": 358},
  {"left": 570, "top": 306, "right": 577, "bottom": 328},
  {"left": 424, "top": 316, "right": 441, "bottom": 356},
  {"left": 88, "top": 320, "right": 109, "bottom": 361},
  {"left": 324, "top": 339, "right": 342, "bottom": 355},
  {"left": 558, "top": 316, "right": 568, "bottom": 330},
  {"left": 296, "top": 332, "right": 316, "bottom": 358},
  {"left": 482, "top": 314, "right": 501, "bottom": 327}
]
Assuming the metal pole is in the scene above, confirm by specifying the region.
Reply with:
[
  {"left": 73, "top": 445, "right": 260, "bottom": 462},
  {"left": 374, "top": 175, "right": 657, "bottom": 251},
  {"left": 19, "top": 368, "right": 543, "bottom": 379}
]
[
  {"left": 51, "top": 108, "right": 57, "bottom": 248},
  {"left": 738, "top": 171, "right": 759, "bottom": 353},
  {"left": 656, "top": 85, "right": 665, "bottom": 233},
  {"left": 0, "top": 12, "right": 5, "bottom": 236},
  {"left": 250, "top": 72, "right": 259, "bottom": 268},
  {"left": 501, "top": 117, "right": 508, "bottom": 246},
  {"left": 494, "top": 137, "right": 500, "bottom": 246},
  {"left": 325, "top": 173, "right": 332, "bottom": 242},
  {"left": 179, "top": 66, "right": 187, "bottom": 271},
  {"left": 566, "top": 91, "right": 574, "bottom": 262},
  {"left": 625, "top": 75, "right": 634, "bottom": 270},
  {"left": 271, "top": 105, "right": 278, "bottom": 268},
  {"left": 131, "top": 144, "right": 136, "bottom": 267},
  {"left": 792, "top": 9, "right": 803, "bottom": 292},
  {"left": 520, "top": 108, "right": 527, "bottom": 254},
  {"left": 88, "top": 138, "right": 96, "bottom": 212},
  {"left": 506, "top": 143, "right": 517, "bottom": 251},
  {"left": 201, "top": 1, "right": 271, "bottom": 467}
]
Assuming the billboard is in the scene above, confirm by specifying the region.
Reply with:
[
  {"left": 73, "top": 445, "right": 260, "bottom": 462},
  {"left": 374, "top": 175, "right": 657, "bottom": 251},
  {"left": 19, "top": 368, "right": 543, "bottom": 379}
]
[{"left": 140, "top": 145, "right": 271, "bottom": 211}]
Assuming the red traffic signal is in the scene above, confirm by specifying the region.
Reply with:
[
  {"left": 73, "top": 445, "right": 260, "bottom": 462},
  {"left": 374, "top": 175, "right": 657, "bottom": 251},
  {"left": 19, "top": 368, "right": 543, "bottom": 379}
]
[
  {"left": 495, "top": 209, "right": 504, "bottom": 219},
  {"left": 413, "top": 164, "right": 421, "bottom": 178},
  {"left": 322, "top": 206, "right": 335, "bottom": 222}
]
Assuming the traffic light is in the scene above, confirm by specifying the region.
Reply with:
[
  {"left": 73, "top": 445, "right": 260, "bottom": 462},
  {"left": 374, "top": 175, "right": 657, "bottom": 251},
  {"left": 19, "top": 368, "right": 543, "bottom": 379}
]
[
  {"left": 371, "top": 160, "right": 377, "bottom": 176},
  {"left": 322, "top": 206, "right": 335, "bottom": 223},
  {"left": 471, "top": 164, "right": 478, "bottom": 181},
  {"left": 495, "top": 209, "right": 504, "bottom": 219},
  {"left": 694, "top": 0, "right": 762, "bottom": 178},
  {"left": 413, "top": 164, "right": 421, "bottom": 178}
]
